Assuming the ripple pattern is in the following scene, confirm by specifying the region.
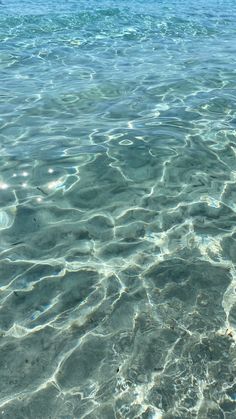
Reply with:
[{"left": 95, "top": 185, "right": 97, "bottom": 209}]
[{"left": 1, "top": 0, "right": 236, "bottom": 418}]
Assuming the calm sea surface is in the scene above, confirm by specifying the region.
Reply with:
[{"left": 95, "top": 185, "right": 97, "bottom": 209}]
[{"left": 1, "top": 0, "right": 236, "bottom": 417}]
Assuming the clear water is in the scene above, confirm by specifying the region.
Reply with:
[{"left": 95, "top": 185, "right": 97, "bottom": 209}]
[{"left": 1, "top": 0, "right": 236, "bottom": 417}]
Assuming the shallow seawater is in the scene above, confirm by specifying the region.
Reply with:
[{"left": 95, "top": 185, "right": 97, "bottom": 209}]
[{"left": 1, "top": 0, "right": 236, "bottom": 417}]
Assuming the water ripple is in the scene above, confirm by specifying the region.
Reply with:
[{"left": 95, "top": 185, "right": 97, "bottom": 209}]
[{"left": 1, "top": 0, "right": 236, "bottom": 418}]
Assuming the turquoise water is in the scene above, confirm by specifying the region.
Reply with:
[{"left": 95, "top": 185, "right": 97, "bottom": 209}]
[{"left": 1, "top": 0, "right": 236, "bottom": 417}]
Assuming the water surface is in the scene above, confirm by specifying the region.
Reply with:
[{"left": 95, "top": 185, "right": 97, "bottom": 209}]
[{"left": 1, "top": 0, "right": 236, "bottom": 418}]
